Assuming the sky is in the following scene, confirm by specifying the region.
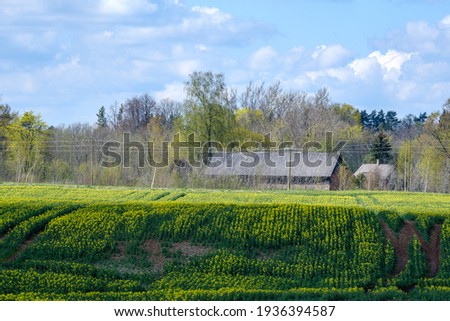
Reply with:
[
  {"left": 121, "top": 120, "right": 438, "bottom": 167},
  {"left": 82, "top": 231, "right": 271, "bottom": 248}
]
[{"left": 1, "top": 0, "right": 450, "bottom": 125}]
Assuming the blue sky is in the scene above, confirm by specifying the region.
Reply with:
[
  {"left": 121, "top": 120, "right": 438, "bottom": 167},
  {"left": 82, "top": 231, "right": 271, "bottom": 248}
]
[{"left": 1, "top": 0, "right": 450, "bottom": 125}]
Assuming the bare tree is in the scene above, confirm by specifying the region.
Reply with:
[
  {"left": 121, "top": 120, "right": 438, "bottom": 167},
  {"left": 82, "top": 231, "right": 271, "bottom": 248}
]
[
  {"left": 122, "top": 94, "right": 157, "bottom": 132},
  {"left": 158, "top": 98, "right": 182, "bottom": 131},
  {"left": 239, "top": 81, "right": 283, "bottom": 134},
  {"left": 107, "top": 101, "right": 123, "bottom": 131}
]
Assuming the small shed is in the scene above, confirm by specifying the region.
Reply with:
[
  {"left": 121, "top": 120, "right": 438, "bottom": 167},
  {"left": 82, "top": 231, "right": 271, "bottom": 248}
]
[
  {"left": 205, "top": 151, "right": 344, "bottom": 190},
  {"left": 354, "top": 161, "right": 394, "bottom": 189}
]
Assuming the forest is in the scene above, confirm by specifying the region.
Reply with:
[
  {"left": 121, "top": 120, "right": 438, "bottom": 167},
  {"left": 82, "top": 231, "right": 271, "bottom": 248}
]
[{"left": 0, "top": 71, "right": 449, "bottom": 192}]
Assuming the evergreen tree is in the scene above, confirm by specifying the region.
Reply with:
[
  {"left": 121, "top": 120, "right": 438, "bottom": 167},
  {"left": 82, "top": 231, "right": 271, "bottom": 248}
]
[
  {"left": 376, "top": 109, "right": 386, "bottom": 130},
  {"left": 414, "top": 112, "right": 427, "bottom": 123},
  {"left": 369, "top": 131, "right": 392, "bottom": 164},
  {"left": 96, "top": 106, "right": 107, "bottom": 128},
  {"left": 360, "top": 110, "right": 369, "bottom": 129},
  {"left": 368, "top": 110, "right": 377, "bottom": 131},
  {"left": 385, "top": 111, "right": 400, "bottom": 131}
]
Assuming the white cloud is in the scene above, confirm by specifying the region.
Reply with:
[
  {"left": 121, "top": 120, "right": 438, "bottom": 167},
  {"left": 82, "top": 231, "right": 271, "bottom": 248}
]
[
  {"left": 369, "top": 50, "right": 414, "bottom": 73},
  {"left": 154, "top": 82, "right": 185, "bottom": 101},
  {"left": 249, "top": 46, "right": 277, "bottom": 70},
  {"left": 172, "top": 0, "right": 184, "bottom": 7},
  {"left": 191, "top": 6, "right": 231, "bottom": 24},
  {"left": 86, "top": 3, "right": 268, "bottom": 48},
  {"left": 405, "top": 21, "right": 439, "bottom": 52},
  {"left": 406, "top": 21, "right": 439, "bottom": 39},
  {"left": 413, "top": 61, "right": 450, "bottom": 79},
  {"left": 180, "top": 7, "right": 230, "bottom": 32},
  {"left": 375, "top": 16, "right": 450, "bottom": 55},
  {"left": 171, "top": 60, "right": 200, "bottom": 77},
  {"left": 312, "top": 44, "right": 352, "bottom": 67},
  {"left": 349, "top": 56, "right": 380, "bottom": 80},
  {"left": 441, "top": 15, "right": 450, "bottom": 27},
  {"left": 369, "top": 50, "right": 416, "bottom": 81},
  {"left": 195, "top": 44, "right": 209, "bottom": 52},
  {"left": 285, "top": 47, "right": 305, "bottom": 65},
  {"left": 98, "top": 0, "right": 157, "bottom": 15},
  {"left": 43, "top": 56, "right": 81, "bottom": 78}
]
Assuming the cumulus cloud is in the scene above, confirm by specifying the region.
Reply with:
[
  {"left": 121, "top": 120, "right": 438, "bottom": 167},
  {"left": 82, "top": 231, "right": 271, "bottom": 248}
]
[
  {"left": 190, "top": 6, "right": 231, "bottom": 24},
  {"left": 369, "top": 50, "right": 414, "bottom": 73},
  {"left": 258, "top": 41, "right": 437, "bottom": 113},
  {"left": 374, "top": 16, "right": 450, "bottom": 55},
  {"left": 349, "top": 55, "right": 380, "bottom": 80},
  {"left": 369, "top": 50, "right": 416, "bottom": 81},
  {"left": 312, "top": 44, "right": 352, "bottom": 67},
  {"left": 249, "top": 46, "right": 278, "bottom": 70}
]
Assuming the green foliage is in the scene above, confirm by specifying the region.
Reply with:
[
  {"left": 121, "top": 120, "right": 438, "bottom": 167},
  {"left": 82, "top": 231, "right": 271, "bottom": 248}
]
[
  {"left": 5, "top": 111, "right": 48, "bottom": 182},
  {"left": 183, "top": 71, "right": 236, "bottom": 163},
  {"left": 0, "top": 204, "right": 80, "bottom": 259}
]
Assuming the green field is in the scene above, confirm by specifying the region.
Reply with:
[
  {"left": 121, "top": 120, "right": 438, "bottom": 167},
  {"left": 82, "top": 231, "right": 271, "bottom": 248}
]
[{"left": 0, "top": 183, "right": 449, "bottom": 300}]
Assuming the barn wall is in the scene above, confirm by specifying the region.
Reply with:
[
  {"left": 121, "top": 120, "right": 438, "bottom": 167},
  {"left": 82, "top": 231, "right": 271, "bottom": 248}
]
[{"left": 329, "top": 159, "right": 342, "bottom": 191}]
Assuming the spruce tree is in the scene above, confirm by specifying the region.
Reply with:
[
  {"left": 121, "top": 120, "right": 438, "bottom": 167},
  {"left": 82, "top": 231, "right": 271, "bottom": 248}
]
[
  {"left": 369, "top": 131, "right": 392, "bottom": 164},
  {"left": 96, "top": 106, "right": 107, "bottom": 128}
]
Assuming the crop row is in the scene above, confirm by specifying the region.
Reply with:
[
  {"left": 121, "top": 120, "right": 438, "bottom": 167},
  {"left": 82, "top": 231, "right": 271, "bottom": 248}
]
[
  {"left": 0, "top": 286, "right": 449, "bottom": 301},
  {"left": 23, "top": 205, "right": 124, "bottom": 261},
  {"left": 1, "top": 185, "right": 449, "bottom": 215},
  {"left": 0, "top": 201, "right": 52, "bottom": 236},
  {"left": 0, "top": 204, "right": 80, "bottom": 260},
  {"left": 0, "top": 269, "right": 142, "bottom": 294},
  {"left": 14, "top": 202, "right": 448, "bottom": 288},
  {"left": 0, "top": 199, "right": 448, "bottom": 300}
]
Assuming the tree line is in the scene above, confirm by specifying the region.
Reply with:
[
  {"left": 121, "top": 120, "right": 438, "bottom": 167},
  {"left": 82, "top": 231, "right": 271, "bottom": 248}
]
[{"left": 0, "top": 71, "right": 449, "bottom": 192}]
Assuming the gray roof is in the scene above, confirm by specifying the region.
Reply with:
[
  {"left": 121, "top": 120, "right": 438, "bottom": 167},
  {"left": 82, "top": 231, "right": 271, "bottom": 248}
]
[
  {"left": 205, "top": 151, "right": 341, "bottom": 178},
  {"left": 354, "top": 164, "right": 394, "bottom": 180}
]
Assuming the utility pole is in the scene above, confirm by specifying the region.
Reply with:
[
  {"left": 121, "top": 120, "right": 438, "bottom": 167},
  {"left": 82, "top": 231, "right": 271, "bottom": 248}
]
[
  {"left": 404, "top": 143, "right": 407, "bottom": 192},
  {"left": 408, "top": 141, "right": 412, "bottom": 192},
  {"left": 287, "top": 148, "right": 292, "bottom": 191},
  {"left": 90, "top": 138, "right": 94, "bottom": 186}
]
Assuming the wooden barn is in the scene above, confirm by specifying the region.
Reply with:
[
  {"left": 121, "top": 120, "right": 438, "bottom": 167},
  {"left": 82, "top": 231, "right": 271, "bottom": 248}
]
[{"left": 205, "top": 151, "right": 345, "bottom": 190}]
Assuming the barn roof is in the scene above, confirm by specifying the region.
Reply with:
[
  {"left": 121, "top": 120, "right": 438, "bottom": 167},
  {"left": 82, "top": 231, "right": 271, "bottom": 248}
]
[
  {"left": 204, "top": 151, "right": 341, "bottom": 178},
  {"left": 354, "top": 164, "right": 394, "bottom": 180}
]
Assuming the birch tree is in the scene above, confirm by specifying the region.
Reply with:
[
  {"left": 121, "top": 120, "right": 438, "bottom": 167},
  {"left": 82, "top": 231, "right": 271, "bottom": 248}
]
[{"left": 6, "top": 111, "right": 48, "bottom": 182}]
